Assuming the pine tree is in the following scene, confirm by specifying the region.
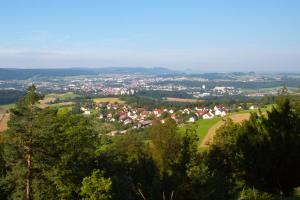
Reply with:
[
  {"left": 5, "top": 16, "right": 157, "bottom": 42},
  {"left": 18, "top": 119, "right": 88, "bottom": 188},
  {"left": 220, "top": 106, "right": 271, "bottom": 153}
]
[{"left": 2, "top": 85, "right": 41, "bottom": 200}]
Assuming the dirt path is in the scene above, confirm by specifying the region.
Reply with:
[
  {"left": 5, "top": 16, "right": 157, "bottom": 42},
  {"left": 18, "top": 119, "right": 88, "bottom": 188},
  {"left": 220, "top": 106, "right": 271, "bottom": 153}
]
[
  {"left": 200, "top": 113, "right": 251, "bottom": 148},
  {"left": 0, "top": 113, "right": 10, "bottom": 132}
]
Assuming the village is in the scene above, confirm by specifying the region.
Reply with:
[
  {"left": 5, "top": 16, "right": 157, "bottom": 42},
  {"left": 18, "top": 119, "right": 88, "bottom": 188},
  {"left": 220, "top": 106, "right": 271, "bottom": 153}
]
[{"left": 79, "top": 102, "right": 230, "bottom": 136}]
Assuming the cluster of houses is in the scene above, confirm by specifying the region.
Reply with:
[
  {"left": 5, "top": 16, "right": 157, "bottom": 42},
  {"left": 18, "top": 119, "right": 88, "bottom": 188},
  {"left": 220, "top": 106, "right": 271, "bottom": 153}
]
[
  {"left": 80, "top": 103, "right": 228, "bottom": 129},
  {"left": 186, "top": 105, "right": 227, "bottom": 122}
]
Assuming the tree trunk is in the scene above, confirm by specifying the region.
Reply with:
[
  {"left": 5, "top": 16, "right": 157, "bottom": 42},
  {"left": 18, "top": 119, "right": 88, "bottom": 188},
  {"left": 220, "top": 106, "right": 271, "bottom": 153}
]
[
  {"left": 25, "top": 143, "right": 32, "bottom": 200},
  {"left": 26, "top": 103, "right": 33, "bottom": 200}
]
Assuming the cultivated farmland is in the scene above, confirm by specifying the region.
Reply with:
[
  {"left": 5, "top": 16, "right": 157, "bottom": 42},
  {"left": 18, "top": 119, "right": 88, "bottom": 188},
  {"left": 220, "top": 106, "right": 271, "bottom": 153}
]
[
  {"left": 165, "top": 97, "right": 204, "bottom": 103},
  {"left": 93, "top": 97, "right": 125, "bottom": 104}
]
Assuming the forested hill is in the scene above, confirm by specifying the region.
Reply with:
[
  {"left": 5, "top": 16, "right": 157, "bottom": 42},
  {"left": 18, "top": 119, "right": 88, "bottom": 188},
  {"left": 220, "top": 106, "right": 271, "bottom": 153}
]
[
  {"left": 0, "top": 68, "right": 94, "bottom": 80},
  {"left": 0, "top": 67, "right": 177, "bottom": 80},
  {"left": 0, "top": 90, "right": 26, "bottom": 104}
]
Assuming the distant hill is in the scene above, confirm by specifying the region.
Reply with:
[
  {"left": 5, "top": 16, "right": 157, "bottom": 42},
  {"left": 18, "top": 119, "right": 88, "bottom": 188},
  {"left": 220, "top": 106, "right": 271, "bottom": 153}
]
[
  {"left": 0, "top": 89, "right": 26, "bottom": 105},
  {"left": 0, "top": 67, "right": 177, "bottom": 80},
  {"left": 93, "top": 67, "right": 177, "bottom": 75},
  {"left": 0, "top": 68, "right": 94, "bottom": 80}
]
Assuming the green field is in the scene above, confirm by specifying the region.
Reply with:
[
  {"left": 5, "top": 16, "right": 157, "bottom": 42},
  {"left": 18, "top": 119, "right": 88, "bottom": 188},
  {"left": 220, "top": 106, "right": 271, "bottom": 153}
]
[
  {"left": 57, "top": 106, "right": 73, "bottom": 112},
  {"left": 231, "top": 104, "right": 274, "bottom": 115},
  {"left": 179, "top": 104, "right": 274, "bottom": 147},
  {"left": 93, "top": 97, "right": 125, "bottom": 104},
  {"left": 179, "top": 117, "right": 222, "bottom": 143},
  {"left": 45, "top": 92, "right": 80, "bottom": 100},
  {"left": 48, "top": 102, "right": 75, "bottom": 107}
]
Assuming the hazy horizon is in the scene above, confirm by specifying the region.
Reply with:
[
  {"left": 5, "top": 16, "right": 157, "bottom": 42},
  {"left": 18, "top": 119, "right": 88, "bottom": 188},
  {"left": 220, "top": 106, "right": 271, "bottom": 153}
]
[
  {"left": 1, "top": 66, "right": 300, "bottom": 74},
  {"left": 1, "top": 1, "right": 300, "bottom": 72}
]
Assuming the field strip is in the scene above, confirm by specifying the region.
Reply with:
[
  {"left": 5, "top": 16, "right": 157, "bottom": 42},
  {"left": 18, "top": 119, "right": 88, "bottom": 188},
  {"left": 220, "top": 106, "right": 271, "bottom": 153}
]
[
  {"left": 200, "top": 113, "right": 251, "bottom": 148},
  {"left": 93, "top": 97, "right": 125, "bottom": 104},
  {"left": 165, "top": 97, "right": 204, "bottom": 103},
  {"left": 38, "top": 97, "right": 57, "bottom": 108},
  {"left": 0, "top": 113, "right": 10, "bottom": 132}
]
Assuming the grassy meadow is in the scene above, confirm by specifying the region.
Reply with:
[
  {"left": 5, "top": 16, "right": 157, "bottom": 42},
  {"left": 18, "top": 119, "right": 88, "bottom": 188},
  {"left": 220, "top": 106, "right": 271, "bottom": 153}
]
[{"left": 45, "top": 92, "right": 80, "bottom": 100}]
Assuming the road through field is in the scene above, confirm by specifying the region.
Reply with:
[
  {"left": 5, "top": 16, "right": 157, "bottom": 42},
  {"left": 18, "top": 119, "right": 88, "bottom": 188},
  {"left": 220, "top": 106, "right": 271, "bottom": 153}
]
[{"left": 200, "top": 113, "right": 251, "bottom": 148}]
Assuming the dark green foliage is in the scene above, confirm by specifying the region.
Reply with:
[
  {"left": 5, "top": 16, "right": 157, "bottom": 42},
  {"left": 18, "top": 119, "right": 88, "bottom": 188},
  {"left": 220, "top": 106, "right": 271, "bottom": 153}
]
[
  {"left": 0, "top": 144, "right": 8, "bottom": 199},
  {"left": 1, "top": 85, "right": 42, "bottom": 200},
  {"left": 235, "top": 99, "right": 300, "bottom": 196},
  {"left": 237, "top": 187, "right": 273, "bottom": 200},
  {"left": 204, "top": 119, "right": 241, "bottom": 199},
  {"left": 149, "top": 119, "right": 181, "bottom": 174},
  {"left": 121, "top": 95, "right": 203, "bottom": 110},
  {"left": 136, "top": 90, "right": 193, "bottom": 99},
  {"left": 208, "top": 97, "right": 300, "bottom": 198},
  {"left": 33, "top": 109, "right": 98, "bottom": 199},
  {"left": 81, "top": 169, "right": 112, "bottom": 200},
  {"left": 95, "top": 133, "right": 158, "bottom": 199},
  {"left": 92, "top": 120, "right": 205, "bottom": 200},
  {"left": 1, "top": 86, "right": 99, "bottom": 199}
]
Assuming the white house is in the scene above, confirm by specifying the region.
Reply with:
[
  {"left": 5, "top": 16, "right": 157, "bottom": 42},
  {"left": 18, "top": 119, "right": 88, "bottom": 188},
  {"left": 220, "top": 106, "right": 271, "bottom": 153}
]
[
  {"left": 188, "top": 117, "right": 196, "bottom": 123},
  {"left": 220, "top": 111, "right": 226, "bottom": 117},
  {"left": 83, "top": 110, "right": 91, "bottom": 115},
  {"left": 110, "top": 118, "right": 116, "bottom": 122},
  {"left": 80, "top": 107, "right": 88, "bottom": 112},
  {"left": 183, "top": 108, "right": 190, "bottom": 114},
  {"left": 215, "top": 109, "right": 226, "bottom": 117},
  {"left": 203, "top": 112, "right": 214, "bottom": 119}
]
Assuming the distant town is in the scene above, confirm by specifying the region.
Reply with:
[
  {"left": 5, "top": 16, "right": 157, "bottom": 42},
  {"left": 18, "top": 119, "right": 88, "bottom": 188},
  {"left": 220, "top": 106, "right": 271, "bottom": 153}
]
[{"left": 1, "top": 68, "right": 299, "bottom": 98}]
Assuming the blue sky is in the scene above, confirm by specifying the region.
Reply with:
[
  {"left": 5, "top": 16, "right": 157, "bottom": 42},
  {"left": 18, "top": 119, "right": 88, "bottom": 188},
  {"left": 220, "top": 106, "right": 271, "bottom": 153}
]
[{"left": 0, "top": 0, "right": 299, "bottom": 72}]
